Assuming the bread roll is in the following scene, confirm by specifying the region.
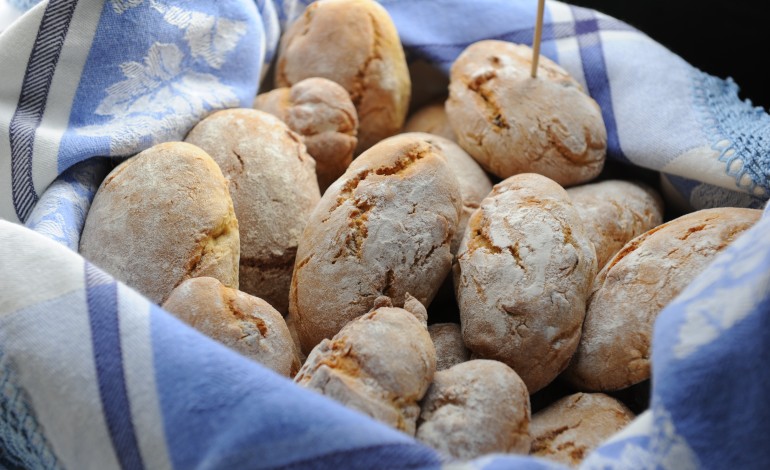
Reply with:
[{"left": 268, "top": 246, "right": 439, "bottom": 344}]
[
  {"left": 530, "top": 393, "right": 634, "bottom": 466},
  {"left": 402, "top": 132, "right": 493, "bottom": 254},
  {"left": 185, "top": 109, "right": 321, "bottom": 314},
  {"left": 446, "top": 40, "right": 606, "bottom": 186},
  {"left": 428, "top": 323, "right": 470, "bottom": 371},
  {"left": 295, "top": 295, "right": 435, "bottom": 435},
  {"left": 290, "top": 134, "right": 462, "bottom": 353},
  {"left": 275, "top": 0, "right": 410, "bottom": 153},
  {"left": 564, "top": 207, "right": 761, "bottom": 391},
  {"left": 404, "top": 101, "right": 456, "bottom": 141},
  {"left": 80, "top": 142, "right": 239, "bottom": 304},
  {"left": 416, "top": 359, "right": 531, "bottom": 458},
  {"left": 454, "top": 173, "right": 597, "bottom": 393},
  {"left": 567, "top": 180, "right": 664, "bottom": 269},
  {"left": 163, "top": 277, "right": 299, "bottom": 376},
  {"left": 255, "top": 77, "right": 358, "bottom": 192}
]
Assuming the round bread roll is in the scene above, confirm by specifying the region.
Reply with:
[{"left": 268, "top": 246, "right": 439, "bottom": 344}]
[
  {"left": 162, "top": 277, "right": 299, "bottom": 376},
  {"left": 567, "top": 180, "right": 664, "bottom": 269},
  {"left": 446, "top": 40, "right": 606, "bottom": 186},
  {"left": 405, "top": 101, "right": 457, "bottom": 141},
  {"left": 254, "top": 78, "right": 358, "bottom": 192},
  {"left": 275, "top": 0, "right": 410, "bottom": 153},
  {"left": 564, "top": 207, "right": 761, "bottom": 391},
  {"left": 290, "top": 134, "right": 462, "bottom": 354},
  {"left": 454, "top": 173, "right": 597, "bottom": 393},
  {"left": 185, "top": 109, "right": 321, "bottom": 314},
  {"left": 80, "top": 142, "right": 239, "bottom": 305},
  {"left": 428, "top": 323, "right": 470, "bottom": 371},
  {"left": 416, "top": 359, "right": 531, "bottom": 459},
  {"left": 402, "top": 133, "right": 493, "bottom": 255},
  {"left": 295, "top": 295, "right": 435, "bottom": 435},
  {"left": 530, "top": 393, "right": 635, "bottom": 466}
]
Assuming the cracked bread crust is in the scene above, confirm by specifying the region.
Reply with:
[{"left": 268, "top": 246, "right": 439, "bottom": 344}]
[
  {"left": 255, "top": 78, "right": 358, "bottom": 192},
  {"left": 567, "top": 180, "right": 664, "bottom": 269},
  {"left": 428, "top": 323, "right": 470, "bottom": 372},
  {"left": 79, "top": 142, "right": 239, "bottom": 305},
  {"left": 454, "top": 173, "right": 597, "bottom": 393},
  {"left": 446, "top": 40, "right": 606, "bottom": 187},
  {"left": 402, "top": 133, "right": 493, "bottom": 255},
  {"left": 530, "top": 393, "right": 634, "bottom": 466},
  {"left": 275, "top": 0, "right": 410, "bottom": 153},
  {"left": 295, "top": 304, "right": 436, "bottom": 435},
  {"left": 564, "top": 207, "right": 761, "bottom": 391},
  {"left": 185, "top": 109, "right": 321, "bottom": 314},
  {"left": 416, "top": 360, "right": 531, "bottom": 459},
  {"left": 162, "top": 277, "right": 299, "bottom": 376},
  {"left": 405, "top": 101, "right": 457, "bottom": 141},
  {"left": 289, "top": 134, "right": 462, "bottom": 354}
]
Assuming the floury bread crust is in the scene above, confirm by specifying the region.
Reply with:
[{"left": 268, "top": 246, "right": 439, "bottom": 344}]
[
  {"left": 567, "top": 180, "right": 664, "bottom": 269},
  {"left": 401, "top": 133, "right": 493, "bottom": 255},
  {"left": 289, "top": 134, "right": 462, "bottom": 354},
  {"left": 530, "top": 393, "right": 635, "bottom": 466},
  {"left": 79, "top": 142, "right": 239, "bottom": 305},
  {"left": 404, "top": 101, "right": 457, "bottom": 141},
  {"left": 162, "top": 277, "right": 299, "bottom": 377},
  {"left": 454, "top": 173, "right": 597, "bottom": 393},
  {"left": 185, "top": 109, "right": 321, "bottom": 314},
  {"left": 564, "top": 207, "right": 761, "bottom": 391},
  {"left": 416, "top": 360, "right": 531, "bottom": 459},
  {"left": 428, "top": 323, "right": 470, "bottom": 372},
  {"left": 295, "top": 297, "right": 435, "bottom": 435},
  {"left": 446, "top": 40, "right": 606, "bottom": 186},
  {"left": 254, "top": 78, "right": 358, "bottom": 192},
  {"left": 275, "top": 0, "right": 410, "bottom": 153}
]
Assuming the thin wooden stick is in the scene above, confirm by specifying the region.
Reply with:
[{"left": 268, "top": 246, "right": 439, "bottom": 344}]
[{"left": 531, "top": 0, "right": 546, "bottom": 78}]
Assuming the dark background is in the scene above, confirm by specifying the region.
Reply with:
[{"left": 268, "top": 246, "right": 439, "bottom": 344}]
[{"left": 571, "top": 0, "right": 767, "bottom": 109}]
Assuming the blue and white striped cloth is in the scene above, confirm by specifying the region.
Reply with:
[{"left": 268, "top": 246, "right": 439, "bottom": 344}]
[{"left": 1, "top": 1, "right": 770, "bottom": 468}]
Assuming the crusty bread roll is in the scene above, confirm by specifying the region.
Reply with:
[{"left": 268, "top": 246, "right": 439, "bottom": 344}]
[
  {"left": 567, "top": 180, "right": 664, "bottom": 269},
  {"left": 454, "top": 173, "right": 597, "bottom": 393},
  {"left": 428, "top": 323, "right": 470, "bottom": 371},
  {"left": 163, "top": 277, "right": 299, "bottom": 376},
  {"left": 185, "top": 109, "right": 321, "bottom": 314},
  {"left": 275, "top": 0, "right": 410, "bottom": 153},
  {"left": 295, "top": 295, "right": 435, "bottom": 435},
  {"left": 80, "top": 142, "right": 239, "bottom": 304},
  {"left": 290, "top": 134, "right": 462, "bottom": 354},
  {"left": 530, "top": 393, "right": 634, "bottom": 466},
  {"left": 254, "top": 77, "right": 358, "bottom": 192},
  {"left": 446, "top": 40, "right": 606, "bottom": 186},
  {"left": 416, "top": 359, "right": 531, "bottom": 458},
  {"left": 401, "top": 133, "right": 493, "bottom": 255},
  {"left": 564, "top": 207, "right": 761, "bottom": 391},
  {"left": 404, "top": 101, "right": 457, "bottom": 141}
]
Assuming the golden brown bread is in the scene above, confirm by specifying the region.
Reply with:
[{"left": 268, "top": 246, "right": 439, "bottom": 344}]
[
  {"left": 404, "top": 101, "right": 457, "bottom": 141},
  {"left": 185, "top": 109, "right": 320, "bottom": 314},
  {"left": 446, "top": 40, "right": 606, "bottom": 186},
  {"left": 563, "top": 207, "right": 761, "bottom": 391},
  {"left": 295, "top": 296, "right": 435, "bottom": 435},
  {"left": 454, "top": 173, "right": 597, "bottom": 393},
  {"left": 254, "top": 77, "right": 358, "bottom": 192},
  {"left": 416, "top": 359, "right": 531, "bottom": 459},
  {"left": 530, "top": 393, "right": 635, "bottom": 466},
  {"left": 428, "top": 323, "right": 470, "bottom": 371},
  {"left": 275, "top": 0, "right": 410, "bottom": 153},
  {"left": 163, "top": 277, "right": 299, "bottom": 376},
  {"left": 289, "top": 134, "right": 462, "bottom": 354},
  {"left": 79, "top": 142, "right": 239, "bottom": 305},
  {"left": 567, "top": 180, "right": 664, "bottom": 269}
]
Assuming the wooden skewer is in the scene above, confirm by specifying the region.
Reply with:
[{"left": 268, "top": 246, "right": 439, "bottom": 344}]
[{"left": 531, "top": 0, "right": 546, "bottom": 78}]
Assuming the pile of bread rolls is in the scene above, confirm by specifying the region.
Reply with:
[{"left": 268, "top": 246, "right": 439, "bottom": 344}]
[{"left": 77, "top": 0, "right": 761, "bottom": 466}]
